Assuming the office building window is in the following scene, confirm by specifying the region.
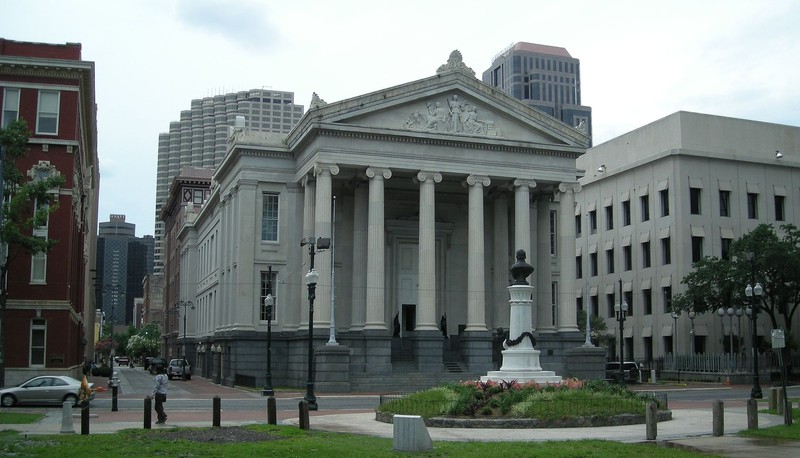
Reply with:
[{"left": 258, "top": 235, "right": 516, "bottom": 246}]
[
  {"left": 659, "top": 189, "right": 669, "bottom": 217},
  {"left": 622, "top": 200, "right": 631, "bottom": 226},
  {"left": 623, "top": 245, "right": 632, "bottom": 271},
  {"left": 624, "top": 291, "right": 633, "bottom": 316},
  {"left": 721, "top": 237, "right": 732, "bottom": 260},
  {"left": 30, "top": 319, "right": 46, "bottom": 366},
  {"left": 641, "top": 241, "right": 651, "bottom": 268},
  {"left": 719, "top": 190, "right": 731, "bottom": 217},
  {"left": 260, "top": 270, "right": 279, "bottom": 321},
  {"left": 590, "top": 253, "right": 598, "bottom": 276},
  {"left": 661, "top": 237, "right": 671, "bottom": 265},
  {"left": 261, "top": 193, "right": 279, "bottom": 241},
  {"left": 690, "top": 188, "right": 702, "bottom": 215},
  {"left": 691, "top": 236, "right": 704, "bottom": 263},
  {"left": 549, "top": 210, "right": 557, "bottom": 256},
  {"left": 591, "top": 295, "right": 599, "bottom": 317},
  {"left": 2, "top": 88, "right": 20, "bottom": 128},
  {"left": 575, "top": 214, "right": 581, "bottom": 237},
  {"left": 36, "top": 90, "right": 59, "bottom": 135},
  {"left": 775, "top": 195, "right": 785, "bottom": 221},
  {"left": 551, "top": 282, "right": 558, "bottom": 328},
  {"left": 606, "top": 248, "right": 615, "bottom": 274},
  {"left": 576, "top": 255, "right": 582, "bottom": 279},
  {"left": 589, "top": 210, "right": 597, "bottom": 233},
  {"left": 643, "top": 288, "right": 652, "bottom": 315},
  {"left": 747, "top": 193, "right": 758, "bottom": 219},
  {"left": 605, "top": 204, "right": 614, "bottom": 230},
  {"left": 662, "top": 287, "right": 672, "bottom": 313},
  {"left": 607, "top": 294, "right": 615, "bottom": 318},
  {"left": 640, "top": 195, "right": 650, "bottom": 222}
]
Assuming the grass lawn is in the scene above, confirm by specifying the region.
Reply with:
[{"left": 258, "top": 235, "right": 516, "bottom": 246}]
[
  {"left": 738, "top": 406, "right": 800, "bottom": 441},
  {"left": 0, "top": 425, "right": 711, "bottom": 457},
  {"left": 0, "top": 412, "right": 44, "bottom": 424}
]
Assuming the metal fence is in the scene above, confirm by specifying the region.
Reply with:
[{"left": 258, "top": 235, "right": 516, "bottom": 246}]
[{"left": 657, "top": 351, "right": 796, "bottom": 374}]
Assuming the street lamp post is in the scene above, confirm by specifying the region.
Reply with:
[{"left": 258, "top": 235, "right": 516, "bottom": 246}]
[
  {"left": 614, "top": 278, "right": 628, "bottom": 385},
  {"left": 735, "top": 307, "right": 744, "bottom": 357},
  {"left": 718, "top": 307, "right": 735, "bottom": 377},
  {"left": 688, "top": 309, "right": 696, "bottom": 354},
  {"left": 671, "top": 309, "right": 680, "bottom": 354},
  {"left": 262, "top": 278, "right": 275, "bottom": 397},
  {"left": 745, "top": 278, "right": 764, "bottom": 398},
  {"left": 300, "top": 237, "right": 329, "bottom": 411},
  {"left": 178, "top": 300, "right": 195, "bottom": 381}
]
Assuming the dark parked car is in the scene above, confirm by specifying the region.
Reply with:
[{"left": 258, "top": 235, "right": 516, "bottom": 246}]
[
  {"left": 605, "top": 362, "right": 641, "bottom": 384},
  {"left": 0, "top": 375, "right": 94, "bottom": 407},
  {"left": 148, "top": 357, "right": 168, "bottom": 375}
]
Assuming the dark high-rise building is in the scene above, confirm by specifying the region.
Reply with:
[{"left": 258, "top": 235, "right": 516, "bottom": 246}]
[{"left": 483, "top": 42, "right": 591, "bottom": 140}]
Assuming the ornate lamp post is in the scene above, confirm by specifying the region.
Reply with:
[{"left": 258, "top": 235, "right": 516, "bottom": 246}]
[
  {"left": 263, "top": 293, "right": 275, "bottom": 397},
  {"left": 745, "top": 278, "right": 763, "bottom": 399},
  {"left": 178, "top": 300, "right": 195, "bottom": 381},
  {"left": 688, "top": 309, "right": 696, "bottom": 354},
  {"left": 735, "top": 307, "right": 744, "bottom": 357},
  {"left": 670, "top": 309, "right": 681, "bottom": 354},
  {"left": 718, "top": 307, "right": 735, "bottom": 377},
  {"left": 300, "top": 236, "right": 329, "bottom": 411},
  {"left": 613, "top": 278, "right": 628, "bottom": 385}
]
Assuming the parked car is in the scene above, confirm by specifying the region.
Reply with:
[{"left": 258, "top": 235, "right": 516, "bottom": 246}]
[
  {"left": 115, "top": 356, "right": 129, "bottom": 366},
  {"left": 148, "top": 357, "right": 168, "bottom": 375},
  {"left": 605, "top": 362, "right": 642, "bottom": 384},
  {"left": 167, "top": 358, "right": 192, "bottom": 380},
  {"left": 0, "top": 375, "right": 94, "bottom": 407}
]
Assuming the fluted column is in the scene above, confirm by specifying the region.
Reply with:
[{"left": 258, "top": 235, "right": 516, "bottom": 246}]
[
  {"left": 299, "top": 177, "right": 315, "bottom": 328},
  {"left": 558, "top": 182, "right": 581, "bottom": 332},
  {"left": 513, "top": 179, "right": 536, "bottom": 257},
  {"left": 536, "top": 193, "right": 554, "bottom": 332},
  {"left": 416, "top": 171, "right": 442, "bottom": 331},
  {"left": 365, "top": 167, "right": 391, "bottom": 330},
  {"left": 313, "top": 163, "right": 339, "bottom": 326},
  {"left": 492, "top": 195, "right": 510, "bottom": 328},
  {"left": 466, "top": 174, "right": 490, "bottom": 332},
  {"left": 350, "top": 182, "right": 368, "bottom": 331}
]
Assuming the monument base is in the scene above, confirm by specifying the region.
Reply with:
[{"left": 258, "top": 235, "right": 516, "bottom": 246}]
[{"left": 481, "top": 348, "right": 563, "bottom": 384}]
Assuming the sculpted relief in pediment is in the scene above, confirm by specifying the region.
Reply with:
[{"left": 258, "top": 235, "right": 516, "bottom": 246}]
[{"left": 402, "top": 94, "right": 501, "bottom": 137}]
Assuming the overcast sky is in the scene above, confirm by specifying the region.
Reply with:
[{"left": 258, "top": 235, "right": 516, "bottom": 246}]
[{"left": 3, "top": 0, "right": 799, "bottom": 237}]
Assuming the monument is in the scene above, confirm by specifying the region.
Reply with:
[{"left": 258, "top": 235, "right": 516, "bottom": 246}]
[{"left": 481, "top": 250, "right": 562, "bottom": 384}]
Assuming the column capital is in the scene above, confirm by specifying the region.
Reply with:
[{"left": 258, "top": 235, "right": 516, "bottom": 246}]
[
  {"left": 313, "top": 163, "right": 340, "bottom": 177},
  {"left": 465, "top": 174, "right": 491, "bottom": 187},
  {"left": 512, "top": 178, "right": 537, "bottom": 189},
  {"left": 558, "top": 182, "right": 582, "bottom": 194},
  {"left": 416, "top": 171, "right": 442, "bottom": 184},
  {"left": 365, "top": 167, "right": 392, "bottom": 180}
]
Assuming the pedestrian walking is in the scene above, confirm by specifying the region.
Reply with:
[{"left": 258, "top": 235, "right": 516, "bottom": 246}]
[{"left": 152, "top": 365, "right": 168, "bottom": 424}]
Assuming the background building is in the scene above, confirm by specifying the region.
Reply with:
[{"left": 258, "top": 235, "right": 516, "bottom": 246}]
[
  {"left": 95, "top": 214, "right": 153, "bottom": 327},
  {"left": 483, "top": 42, "right": 592, "bottom": 141},
  {"left": 153, "top": 90, "right": 305, "bottom": 274},
  {"left": 0, "top": 38, "right": 99, "bottom": 383},
  {"left": 575, "top": 111, "right": 799, "bottom": 365}
]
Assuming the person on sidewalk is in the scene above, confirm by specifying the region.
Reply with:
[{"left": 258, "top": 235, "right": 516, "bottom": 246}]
[{"left": 152, "top": 365, "right": 168, "bottom": 424}]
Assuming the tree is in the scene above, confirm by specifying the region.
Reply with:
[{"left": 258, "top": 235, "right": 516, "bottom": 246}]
[
  {"left": 0, "top": 119, "right": 66, "bottom": 386},
  {"left": 576, "top": 310, "right": 615, "bottom": 351},
  {"left": 126, "top": 322, "right": 161, "bottom": 359},
  {"left": 672, "top": 223, "right": 800, "bottom": 349}
]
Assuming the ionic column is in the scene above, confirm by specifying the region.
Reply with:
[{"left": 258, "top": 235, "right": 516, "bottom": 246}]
[
  {"left": 350, "top": 182, "right": 368, "bottom": 331},
  {"left": 513, "top": 179, "right": 536, "bottom": 257},
  {"left": 299, "top": 176, "right": 315, "bottom": 328},
  {"left": 416, "top": 171, "right": 442, "bottom": 331},
  {"left": 536, "top": 193, "right": 554, "bottom": 332},
  {"left": 465, "top": 174, "right": 491, "bottom": 332},
  {"left": 313, "top": 163, "right": 339, "bottom": 326},
  {"left": 558, "top": 182, "right": 581, "bottom": 332},
  {"left": 365, "top": 167, "right": 391, "bottom": 330}
]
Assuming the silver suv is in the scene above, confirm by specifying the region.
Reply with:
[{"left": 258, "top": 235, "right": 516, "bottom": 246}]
[{"left": 167, "top": 358, "right": 192, "bottom": 380}]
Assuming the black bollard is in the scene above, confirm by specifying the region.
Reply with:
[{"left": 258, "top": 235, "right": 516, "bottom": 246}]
[
  {"left": 267, "top": 396, "right": 277, "bottom": 425},
  {"left": 212, "top": 396, "right": 221, "bottom": 427},
  {"left": 299, "top": 400, "right": 310, "bottom": 430},
  {"left": 144, "top": 396, "right": 152, "bottom": 429},
  {"left": 111, "top": 385, "right": 118, "bottom": 412},
  {"left": 81, "top": 403, "right": 90, "bottom": 435}
]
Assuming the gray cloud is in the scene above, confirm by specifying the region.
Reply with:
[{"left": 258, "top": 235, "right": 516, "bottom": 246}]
[{"left": 175, "top": 0, "right": 279, "bottom": 50}]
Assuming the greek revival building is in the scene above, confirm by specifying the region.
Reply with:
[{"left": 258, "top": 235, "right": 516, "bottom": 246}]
[{"left": 174, "top": 52, "right": 590, "bottom": 390}]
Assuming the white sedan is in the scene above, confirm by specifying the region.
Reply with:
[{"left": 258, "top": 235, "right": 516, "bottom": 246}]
[{"left": 0, "top": 375, "right": 94, "bottom": 407}]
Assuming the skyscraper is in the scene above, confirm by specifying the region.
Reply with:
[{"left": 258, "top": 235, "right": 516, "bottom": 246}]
[
  {"left": 153, "top": 90, "right": 304, "bottom": 273},
  {"left": 482, "top": 42, "right": 591, "bottom": 139}
]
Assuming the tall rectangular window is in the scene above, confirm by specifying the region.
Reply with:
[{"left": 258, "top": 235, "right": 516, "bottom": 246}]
[
  {"left": 549, "top": 210, "right": 557, "bottom": 256},
  {"left": 747, "top": 193, "right": 758, "bottom": 219},
  {"left": 641, "top": 241, "right": 651, "bottom": 268},
  {"left": 260, "top": 270, "right": 279, "bottom": 321},
  {"left": 2, "top": 88, "right": 20, "bottom": 128},
  {"left": 31, "top": 249, "right": 46, "bottom": 284},
  {"left": 622, "top": 200, "right": 631, "bottom": 226},
  {"left": 591, "top": 295, "right": 599, "bottom": 317},
  {"left": 643, "top": 288, "right": 652, "bottom": 315},
  {"left": 659, "top": 190, "right": 669, "bottom": 217},
  {"left": 775, "top": 195, "right": 785, "bottom": 221},
  {"left": 576, "top": 255, "right": 582, "bottom": 279},
  {"left": 689, "top": 188, "right": 702, "bottom": 215},
  {"left": 30, "top": 319, "right": 46, "bottom": 366},
  {"left": 624, "top": 291, "right": 633, "bottom": 316},
  {"left": 590, "top": 253, "right": 598, "bottom": 276},
  {"left": 589, "top": 210, "right": 597, "bottom": 233},
  {"left": 606, "top": 294, "right": 615, "bottom": 318},
  {"left": 640, "top": 195, "right": 650, "bottom": 222},
  {"left": 605, "top": 204, "right": 614, "bottom": 230},
  {"left": 551, "top": 282, "right": 558, "bottom": 328},
  {"left": 661, "top": 237, "right": 671, "bottom": 265},
  {"left": 606, "top": 248, "right": 615, "bottom": 274},
  {"left": 662, "top": 287, "right": 672, "bottom": 313},
  {"left": 261, "top": 193, "right": 279, "bottom": 241},
  {"left": 36, "top": 90, "right": 59, "bottom": 135},
  {"left": 719, "top": 190, "right": 731, "bottom": 217},
  {"left": 691, "top": 236, "right": 704, "bottom": 263},
  {"left": 575, "top": 214, "right": 582, "bottom": 237},
  {"left": 721, "top": 237, "right": 732, "bottom": 260},
  {"left": 623, "top": 245, "right": 632, "bottom": 271}
]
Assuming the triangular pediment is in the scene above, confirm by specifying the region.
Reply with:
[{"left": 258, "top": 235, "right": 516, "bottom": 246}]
[{"left": 298, "top": 67, "right": 589, "bottom": 149}]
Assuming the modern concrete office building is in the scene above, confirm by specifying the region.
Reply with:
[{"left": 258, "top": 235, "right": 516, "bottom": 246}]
[
  {"left": 153, "top": 90, "right": 304, "bottom": 274},
  {"left": 174, "top": 51, "right": 591, "bottom": 390},
  {"left": 575, "top": 111, "right": 800, "bottom": 364},
  {"left": 483, "top": 42, "right": 592, "bottom": 140}
]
